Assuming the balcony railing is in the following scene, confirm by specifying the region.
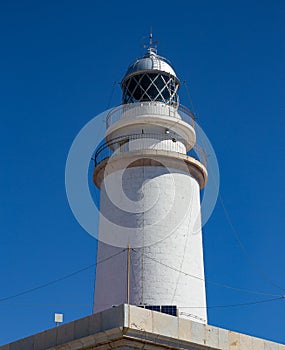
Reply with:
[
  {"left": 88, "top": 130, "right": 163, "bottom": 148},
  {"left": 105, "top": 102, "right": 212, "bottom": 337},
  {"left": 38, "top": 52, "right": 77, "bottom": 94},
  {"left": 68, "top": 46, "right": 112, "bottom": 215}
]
[
  {"left": 93, "top": 133, "right": 206, "bottom": 167},
  {"left": 105, "top": 102, "right": 195, "bottom": 129}
]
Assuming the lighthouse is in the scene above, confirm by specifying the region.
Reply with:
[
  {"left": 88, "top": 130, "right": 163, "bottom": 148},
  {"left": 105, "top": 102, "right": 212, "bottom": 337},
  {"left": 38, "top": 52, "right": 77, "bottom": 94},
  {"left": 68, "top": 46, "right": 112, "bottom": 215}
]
[
  {"left": 93, "top": 40, "right": 208, "bottom": 323},
  {"left": 2, "top": 40, "right": 284, "bottom": 350}
]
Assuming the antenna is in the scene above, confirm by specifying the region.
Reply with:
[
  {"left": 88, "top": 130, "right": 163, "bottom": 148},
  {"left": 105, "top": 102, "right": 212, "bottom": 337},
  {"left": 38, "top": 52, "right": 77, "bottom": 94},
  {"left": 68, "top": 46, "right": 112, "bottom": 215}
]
[
  {"left": 144, "top": 28, "right": 158, "bottom": 54},
  {"left": 54, "top": 313, "right": 63, "bottom": 327}
]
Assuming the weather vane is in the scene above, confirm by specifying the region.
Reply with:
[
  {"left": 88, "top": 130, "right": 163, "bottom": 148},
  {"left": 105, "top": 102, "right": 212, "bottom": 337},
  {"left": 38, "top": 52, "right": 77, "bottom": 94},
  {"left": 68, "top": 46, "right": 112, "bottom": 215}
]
[{"left": 144, "top": 29, "right": 158, "bottom": 54}]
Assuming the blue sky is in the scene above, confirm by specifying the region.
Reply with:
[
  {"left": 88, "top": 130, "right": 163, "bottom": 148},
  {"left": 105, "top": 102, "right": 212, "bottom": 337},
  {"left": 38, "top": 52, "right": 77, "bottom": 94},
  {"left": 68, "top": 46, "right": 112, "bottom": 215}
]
[{"left": 0, "top": 0, "right": 284, "bottom": 345}]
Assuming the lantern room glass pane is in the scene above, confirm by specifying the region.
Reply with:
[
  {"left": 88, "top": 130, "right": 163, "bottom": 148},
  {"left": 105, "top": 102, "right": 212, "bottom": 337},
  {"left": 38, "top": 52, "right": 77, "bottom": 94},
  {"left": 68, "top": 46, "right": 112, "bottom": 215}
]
[{"left": 122, "top": 72, "right": 179, "bottom": 106}]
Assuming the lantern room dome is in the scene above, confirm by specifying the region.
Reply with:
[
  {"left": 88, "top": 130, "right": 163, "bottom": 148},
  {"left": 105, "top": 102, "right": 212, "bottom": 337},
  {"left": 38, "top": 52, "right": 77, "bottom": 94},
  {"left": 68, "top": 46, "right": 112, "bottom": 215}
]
[
  {"left": 121, "top": 48, "right": 180, "bottom": 107},
  {"left": 122, "top": 49, "right": 178, "bottom": 81}
]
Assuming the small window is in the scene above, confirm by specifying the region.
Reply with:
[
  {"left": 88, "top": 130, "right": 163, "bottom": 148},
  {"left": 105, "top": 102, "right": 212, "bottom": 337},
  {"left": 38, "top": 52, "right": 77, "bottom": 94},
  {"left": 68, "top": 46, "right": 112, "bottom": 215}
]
[
  {"left": 141, "top": 305, "right": 177, "bottom": 317},
  {"left": 161, "top": 305, "right": 177, "bottom": 316},
  {"left": 145, "top": 305, "right": 160, "bottom": 312}
]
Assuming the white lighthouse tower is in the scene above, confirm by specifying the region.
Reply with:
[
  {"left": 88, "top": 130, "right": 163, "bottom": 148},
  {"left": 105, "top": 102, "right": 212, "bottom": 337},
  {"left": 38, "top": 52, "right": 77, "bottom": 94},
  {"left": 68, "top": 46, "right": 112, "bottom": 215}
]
[{"left": 93, "top": 39, "right": 208, "bottom": 323}]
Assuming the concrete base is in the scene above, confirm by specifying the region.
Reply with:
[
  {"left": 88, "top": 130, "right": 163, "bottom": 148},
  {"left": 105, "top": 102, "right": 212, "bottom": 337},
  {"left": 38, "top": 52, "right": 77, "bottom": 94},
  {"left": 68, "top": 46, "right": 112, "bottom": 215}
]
[{"left": 1, "top": 304, "right": 284, "bottom": 350}]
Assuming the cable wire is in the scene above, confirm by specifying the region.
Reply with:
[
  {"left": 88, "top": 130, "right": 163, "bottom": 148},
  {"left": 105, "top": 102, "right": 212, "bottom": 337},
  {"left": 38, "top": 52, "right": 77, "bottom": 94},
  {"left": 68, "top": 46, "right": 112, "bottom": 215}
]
[
  {"left": 182, "top": 79, "right": 285, "bottom": 293},
  {"left": 138, "top": 250, "right": 281, "bottom": 297},
  {"left": 179, "top": 296, "right": 284, "bottom": 309},
  {"left": 182, "top": 81, "right": 199, "bottom": 121},
  {"left": 2, "top": 296, "right": 283, "bottom": 310},
  {"left": 171, "top": 191, "right": 194, "bottom": 304},
  {"left": 106, "top": 81, "right": 119, "bottom": 109},
  {"left": 218, "top": 193, "right": 285, "bottom": 292},
  {"left": 0, "top": 249, "right": 127, "bottom": 304},
  {"left": 136, "top": 251, "right": 285, "bottom": 309},
  {"left": 1, "top": 248, "right": 283, "bottom": 311}
]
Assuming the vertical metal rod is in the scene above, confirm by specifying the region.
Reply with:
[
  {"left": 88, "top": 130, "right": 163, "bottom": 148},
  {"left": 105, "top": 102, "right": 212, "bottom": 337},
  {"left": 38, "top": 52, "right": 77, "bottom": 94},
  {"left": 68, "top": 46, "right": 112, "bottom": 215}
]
[{"left": 127, "top": 244, "right": 130, "bottom": 305}]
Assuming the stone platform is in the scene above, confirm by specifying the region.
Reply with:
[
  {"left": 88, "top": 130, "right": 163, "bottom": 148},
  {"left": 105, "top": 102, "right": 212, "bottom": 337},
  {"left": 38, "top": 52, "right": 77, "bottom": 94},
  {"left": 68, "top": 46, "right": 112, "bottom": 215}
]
[{"left": 0, "top": 304, "right": 284, "bottom": 350}]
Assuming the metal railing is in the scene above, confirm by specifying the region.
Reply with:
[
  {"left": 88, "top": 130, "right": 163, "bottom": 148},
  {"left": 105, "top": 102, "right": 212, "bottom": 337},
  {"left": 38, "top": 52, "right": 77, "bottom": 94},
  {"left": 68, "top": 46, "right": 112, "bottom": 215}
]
[
  {"left": 93, "top": 133, "right": 206, "bottom": 167},
  {"left": 105, "top": 102, "right": 195, "bottom": 129}
]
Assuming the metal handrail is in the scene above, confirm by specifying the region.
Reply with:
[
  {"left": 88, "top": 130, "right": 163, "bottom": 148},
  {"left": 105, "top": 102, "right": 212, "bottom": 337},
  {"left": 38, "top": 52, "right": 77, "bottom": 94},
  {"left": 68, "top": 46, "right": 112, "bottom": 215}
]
[
  {"left": 105, "top": 102, "right": 195, "bottom": 129},
  {"left": 93, "top": 133, "right": 206, "bottom": 167}
]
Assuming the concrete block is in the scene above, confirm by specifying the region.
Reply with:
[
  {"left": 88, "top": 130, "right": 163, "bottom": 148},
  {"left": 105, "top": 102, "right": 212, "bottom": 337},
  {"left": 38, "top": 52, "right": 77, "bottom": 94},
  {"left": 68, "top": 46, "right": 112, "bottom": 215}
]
[
  {"left": 129, "top": 306, "right": 152, "bottom": 333},
  {"left": 10, "top": 336, "right": 34, "bottom": 350},
  {"left": 251, "top": 337, "right": 265, "bottom": 350},
  {"left": 219, "top": 328, "right": 229, "bottom": 349},
  {"left": 205, "top": 325, "right": 219, "bottom": 348},
  {"left": 239, "top": 333, "right": 252, "bottom": 349},
  {"left": 265, "top": 341, "right": 279, "bottom": 350},
  {"left": 0, "top": 345, "right": 9, "bottom": 350},
  {"left": 178, "top": 317, "right": 192, "bottom": 341},
  {"left": 64, "top": 339, "right": 86, "bottom": 350},
  {"left": 191, "top": 321, "right": 205, "bottom": 346},
  {"left": 74, "top": 316, "right": 90, "bottom": 339},
  {"left": 152, "top": 311, "right": 178, "bottom": 338},
  {"left": 89, "top": 312, "right": 103, "bottom": 334},
  {"left": 34, "top": 328, "right": 57, "bottom": 350},
  {"left": 229, "top": 331, "right": 240, "bottom": 350},
  {"left": 56, "top": 321, "right": 75, "bottom": 344},
  {"left": 101, "top": 304, "right": 125, "bottom": 330}
]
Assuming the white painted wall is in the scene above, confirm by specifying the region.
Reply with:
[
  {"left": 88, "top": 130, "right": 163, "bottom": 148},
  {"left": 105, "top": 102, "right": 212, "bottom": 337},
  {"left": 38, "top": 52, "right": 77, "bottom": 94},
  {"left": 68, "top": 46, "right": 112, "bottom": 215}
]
[{"left": 94, "top": 164, "right": 207, "bottom": 323}]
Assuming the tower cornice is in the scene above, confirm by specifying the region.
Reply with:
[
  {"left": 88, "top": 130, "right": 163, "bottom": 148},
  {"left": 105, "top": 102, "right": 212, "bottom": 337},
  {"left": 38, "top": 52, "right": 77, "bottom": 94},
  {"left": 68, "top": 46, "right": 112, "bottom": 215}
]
[{"left": 93, "top": 149, "right": 208, "bottom": 190}]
